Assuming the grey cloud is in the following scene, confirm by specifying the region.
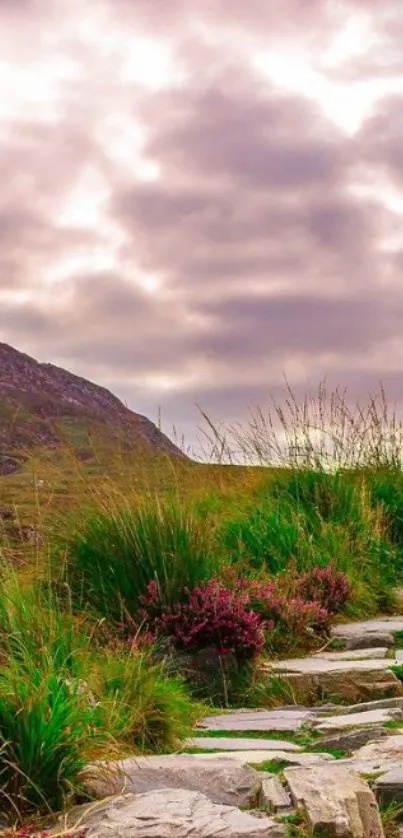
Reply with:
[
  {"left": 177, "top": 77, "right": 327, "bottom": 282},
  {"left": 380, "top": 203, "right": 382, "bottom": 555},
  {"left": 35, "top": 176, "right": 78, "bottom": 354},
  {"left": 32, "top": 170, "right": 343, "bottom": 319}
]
[{"left": 1, "top": 0, "right": 403, "bottom": 446}]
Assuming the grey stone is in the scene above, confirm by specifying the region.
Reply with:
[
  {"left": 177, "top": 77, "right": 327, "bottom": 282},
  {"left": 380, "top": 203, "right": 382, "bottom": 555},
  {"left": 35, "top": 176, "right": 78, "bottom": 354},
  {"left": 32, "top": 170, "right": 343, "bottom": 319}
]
[
  {"left": 332, "top": 617, "right": 403, "bottom": 650},
  {"left": 319, "top": 727, "right": 387, "bottom": 752},
  {"left": 338, "top": 697, "right": 403, "bottom": 715},
  {"left": 67, "top": 789, "right": 286, "bottom": 838},
  {"left": 259, "top": 774, "right": 293, "bottom": 813},
  {"left": 188, "top": 737, "right": 301, "bottom": 752},
  {"left": 314, "top": 708, "right": 403, "bottom": 733},
  {"left": 263, "top": 661, "right": 403, "bottom": 707},
  {"left": 198, "top": 709, "right": 314, "bottom": 733},
  {"left": 351, "top": 734, "right": 403, "bottom": 763},
  {"left": 189, "top": 751, "right": 335, "bottom": 767},
  {"left": 273, "top": 657, "right": 395, "bottom": 674},
  {"left": 375, "top": 768, "right": 403, "bottom": 804},
  {"left": 316, "top": 648, "right": 389, "bottom": 661},
  {"left": 284, "top": 764, "right": 384, "bottom": 838},
  {"left": 83, "top": 754, "right": 263, "bottom": 808}
]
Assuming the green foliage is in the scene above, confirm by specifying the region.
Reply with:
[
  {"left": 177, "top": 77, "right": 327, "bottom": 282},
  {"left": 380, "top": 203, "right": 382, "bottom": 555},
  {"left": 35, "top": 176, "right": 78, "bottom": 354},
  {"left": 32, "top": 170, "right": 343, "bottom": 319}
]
[
  {"left": 0, "top": 569, "right": 202, "bottom": 818},
  {"left": 62, "top": 498, "right": 221, "bottom": 624},
  {"left": 0, "top": 657, "right": 94, "bottom": 815},
  {"left": 369, "top": 470, "right": 403, "bottom": 558},
  {"left": 88, "top": 647, "right": 202, "bottom": 753},
  {"left": 220, "top": 469, "right": 402, "bottom": 617}
]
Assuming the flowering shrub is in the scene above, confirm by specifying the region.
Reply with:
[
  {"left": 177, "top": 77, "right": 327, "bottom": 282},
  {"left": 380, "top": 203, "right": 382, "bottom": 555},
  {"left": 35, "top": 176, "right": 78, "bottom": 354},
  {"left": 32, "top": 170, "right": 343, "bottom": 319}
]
[
  {"left": 296, "top": 566, "right": 351, "bottom": 614},
  {"left": 140, "top": 580, "right": 264, "bottom": 661}
]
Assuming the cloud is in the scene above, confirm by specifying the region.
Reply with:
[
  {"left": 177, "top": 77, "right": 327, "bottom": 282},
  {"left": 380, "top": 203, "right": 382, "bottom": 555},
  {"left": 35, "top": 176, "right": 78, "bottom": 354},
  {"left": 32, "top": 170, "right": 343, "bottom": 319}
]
[{"left": 0, "top": 0, "right": 403, "bottom": 447}]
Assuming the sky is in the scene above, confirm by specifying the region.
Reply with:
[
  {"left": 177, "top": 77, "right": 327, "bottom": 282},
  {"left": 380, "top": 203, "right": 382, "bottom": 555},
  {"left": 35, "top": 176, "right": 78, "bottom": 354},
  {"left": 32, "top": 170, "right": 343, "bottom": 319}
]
[{"left": 1, "top": 0, "right": 403, "bottom": 448}]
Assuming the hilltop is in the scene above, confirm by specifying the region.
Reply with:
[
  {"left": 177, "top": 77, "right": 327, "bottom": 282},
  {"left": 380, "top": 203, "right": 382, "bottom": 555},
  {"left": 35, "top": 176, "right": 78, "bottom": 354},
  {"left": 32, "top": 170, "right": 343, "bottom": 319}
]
[{"left": 0, "top": 342, "right": 185, "bottom": 474}]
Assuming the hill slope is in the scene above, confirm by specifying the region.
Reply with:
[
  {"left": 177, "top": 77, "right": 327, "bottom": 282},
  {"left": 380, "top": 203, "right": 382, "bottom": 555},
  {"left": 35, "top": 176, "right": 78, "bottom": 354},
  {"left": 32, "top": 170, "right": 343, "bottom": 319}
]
[{"left": 0, "top": 343, "right": 185, "bottom": 473}]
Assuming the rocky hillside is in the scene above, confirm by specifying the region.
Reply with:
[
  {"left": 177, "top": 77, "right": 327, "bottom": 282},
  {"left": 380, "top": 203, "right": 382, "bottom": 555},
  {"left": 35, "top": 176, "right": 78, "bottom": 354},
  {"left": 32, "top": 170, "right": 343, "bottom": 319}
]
[{"left": 0, "top": 342, "right": 185, "bottom": 473}]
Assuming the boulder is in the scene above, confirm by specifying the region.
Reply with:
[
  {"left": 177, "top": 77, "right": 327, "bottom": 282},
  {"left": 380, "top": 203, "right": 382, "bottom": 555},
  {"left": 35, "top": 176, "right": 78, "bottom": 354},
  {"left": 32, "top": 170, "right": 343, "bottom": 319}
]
[
  {"left": 284, "top": 764, "right": 384, "bottom": 838},
  {"left": 350, "top": 734, "right": 403, "bottom": 764},
  {"left": 63, "top": 789, "right": 285, "bottom": 838},
  {"left": 83, "top": 754, "right": 263, "bottom": 808},
  {"left": 269, "top": 668, "right": 403, "bottom": 705}
]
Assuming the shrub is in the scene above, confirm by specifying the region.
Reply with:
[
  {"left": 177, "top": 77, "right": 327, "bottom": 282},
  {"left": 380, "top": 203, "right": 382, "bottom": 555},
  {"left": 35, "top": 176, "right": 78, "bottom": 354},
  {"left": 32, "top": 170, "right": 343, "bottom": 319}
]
[
  {"left": 295, "top": 566, "right": 351, "bottom": 614},
  {"left": 244, "top": 579, "right": 330, "bottom": 654},
  {"left": 140, "top": 579, "right": 264, "bottom": 661},
  {"left": 63, "top": 498, "right": 221, "bottom": 625}
]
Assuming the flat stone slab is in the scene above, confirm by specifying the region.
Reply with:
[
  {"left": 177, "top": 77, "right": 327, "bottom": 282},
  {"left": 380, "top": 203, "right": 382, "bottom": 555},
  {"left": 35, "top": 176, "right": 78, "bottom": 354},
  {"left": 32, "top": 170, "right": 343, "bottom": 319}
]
[
  {"left": 337, "top": 697, "right": 403, "bottom": 715},
  {"left": 83, "top": 754, "right": 263, "bottom": 808},
  {"left": 186, "top": 751, "right": 336, "bottom": 767},
  {"left": 319, "top": 727, "right": 387, "bottom": 752},
  {"left": 198, "top": 710, "right": 314, "bottom": 733},
  {"left": 332, "top": 617, "right": 403, "bottom": 650},
  {"left": 284, "top": 765, "right": 384, "bottom": 838},
  {"left": 188, "top": 737, "right": 301, "bottom": 752},
  {"left": 315, "top": 648, "right": 389, "bottom": 661},
  {"left": 314, "top": 708, "right": 403, "bottom": 733},
  {"left": 68, "top": 789, "right": 285, "bottom": 838},
  {"left": 272, "top": 657, "right": 395, "bottom": 675}
]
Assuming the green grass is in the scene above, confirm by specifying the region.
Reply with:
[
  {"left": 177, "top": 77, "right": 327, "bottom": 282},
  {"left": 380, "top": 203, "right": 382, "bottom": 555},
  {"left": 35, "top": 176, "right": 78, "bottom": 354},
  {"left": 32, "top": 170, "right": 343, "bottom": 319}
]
[
  {"left": 219, "top": 468, "right": 402, "bottom": 616},
  {"left": 87, "top": 647, "right": 202, "bottom": 754},
  {"left": 0, "top": 568, "right": 203, "bottom": 820},
  {"left": 251, "top": 758, "right": 290, "bottom": 774},
  {"left": 4, "top": 382, "right": 403, "bottom": 821},
  {"left": 59, "top": 496, "right": 223, "bottom": 625}
]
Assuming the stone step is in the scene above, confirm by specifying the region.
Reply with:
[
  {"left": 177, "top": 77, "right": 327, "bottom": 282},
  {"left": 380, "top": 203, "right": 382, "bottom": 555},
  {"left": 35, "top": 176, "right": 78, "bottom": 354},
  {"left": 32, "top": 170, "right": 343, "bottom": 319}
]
[
  {"left": 198, "top": 709, "right": 315, "bottom": 733},
  {"left": 313, "top": 707, "right": 403, "bottom": 733},
  {"left": 188, "top": 737, "right": 302, "bottom": 752},
  {"left": 331, "top": 617, "right": 403, "bottom": 650},
  {"left": 284, "top": 764, "right": 384, "bottom": 838},
  {"left": 262, "top": 652, "right": 403, "bottom": 705}
]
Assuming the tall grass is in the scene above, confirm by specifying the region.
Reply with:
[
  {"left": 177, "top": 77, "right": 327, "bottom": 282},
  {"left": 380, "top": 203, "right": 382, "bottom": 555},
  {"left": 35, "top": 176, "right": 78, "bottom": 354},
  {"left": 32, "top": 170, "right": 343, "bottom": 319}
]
[
  {"left": 0, "top": 566, "right": 201, "bottom": 819},
  {"left": 220, "top": 469, "right": 400, "bottom": 615},
  {"left": 198, "top": 380, "right": 403, "bottom": 469},
  {"left": 62, "top": 497, "right": 221, "bottom": 624},
  {"left": 88, "top": 647, "right": 201, "bottom": 754}
]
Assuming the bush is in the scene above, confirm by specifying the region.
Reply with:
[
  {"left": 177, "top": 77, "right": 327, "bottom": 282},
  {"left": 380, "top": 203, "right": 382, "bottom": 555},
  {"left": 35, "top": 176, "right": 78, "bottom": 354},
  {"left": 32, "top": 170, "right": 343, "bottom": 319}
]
[
  {"left": 140, "top": 579, "right": 264, "bottom": 661},
  {"left": 295, "top": 566, "right": 351, "bottom": 614},
  {"left": 63, "top": 499, "right": 221, "bottom": 625},
  {"left": 242, "top": 579, "right": 330, "bottom": 654}
]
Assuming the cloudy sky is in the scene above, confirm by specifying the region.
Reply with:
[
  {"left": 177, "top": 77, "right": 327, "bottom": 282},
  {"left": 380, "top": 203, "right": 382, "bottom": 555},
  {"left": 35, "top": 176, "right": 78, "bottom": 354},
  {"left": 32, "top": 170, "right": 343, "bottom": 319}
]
[{"left": 1, "top": 0, "right": 403, "bottom": 445}]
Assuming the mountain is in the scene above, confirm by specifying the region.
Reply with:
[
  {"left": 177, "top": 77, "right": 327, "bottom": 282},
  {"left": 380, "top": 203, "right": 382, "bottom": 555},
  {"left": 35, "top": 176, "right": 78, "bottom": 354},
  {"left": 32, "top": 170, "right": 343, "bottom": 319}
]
[{"left": 0, "top": 343, "right": 186, "bottom": 474}]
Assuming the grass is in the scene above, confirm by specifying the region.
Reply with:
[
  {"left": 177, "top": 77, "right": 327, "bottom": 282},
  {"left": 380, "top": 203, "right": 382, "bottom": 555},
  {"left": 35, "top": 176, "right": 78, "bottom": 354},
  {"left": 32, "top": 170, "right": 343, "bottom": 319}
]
[
  {"left": 58, "top": 496, "right": 222, "bottom": 625},
  {"left": 251, "top": 758, "right": 291, "bottom": 774},
  {"left": 0, "top": 567, "right": 201, "bottom": 821},
  {"left": 3, "top": 381, "right": 403, "bottom": 821},
  {"left": 379, "top": 801, "right": 403, "bottom": 838}
]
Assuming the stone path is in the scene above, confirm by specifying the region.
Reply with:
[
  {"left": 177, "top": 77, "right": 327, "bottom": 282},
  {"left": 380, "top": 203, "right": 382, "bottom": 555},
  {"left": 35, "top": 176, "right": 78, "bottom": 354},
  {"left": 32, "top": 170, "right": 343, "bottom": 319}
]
[
  {"left": 198, "top": 709, "right": 314, "bottom": 732},
  {"left": 189, "top": 737, "right": 302, "bottom": 752},
  {"left": 70, "top": 617, "right": 403, "bottom": 838}
]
